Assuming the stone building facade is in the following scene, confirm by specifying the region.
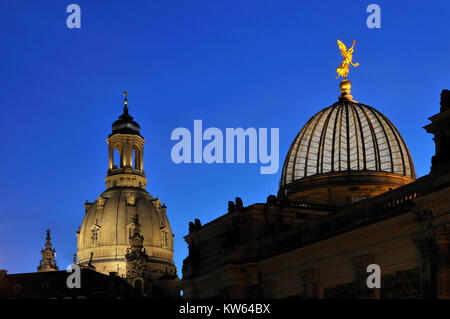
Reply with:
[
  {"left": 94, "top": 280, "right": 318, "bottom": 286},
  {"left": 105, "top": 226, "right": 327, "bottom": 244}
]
[
  {"left": 181, "top": 85, "right": 450, "bottom": 299},
  {"left": 0, "top": 268, "right": 137, "bottom": 299}
]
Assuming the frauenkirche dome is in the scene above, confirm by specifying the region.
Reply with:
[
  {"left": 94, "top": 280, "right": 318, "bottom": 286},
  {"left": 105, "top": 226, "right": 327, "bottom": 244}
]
[{"left": 76, "top": 92, "right": 178, "bottom": 289}]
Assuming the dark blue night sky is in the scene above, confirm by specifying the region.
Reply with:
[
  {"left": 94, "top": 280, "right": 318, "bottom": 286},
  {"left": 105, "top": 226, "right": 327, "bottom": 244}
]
[{"left": 0, "top": 0, "right": 448, "bottom": 276}]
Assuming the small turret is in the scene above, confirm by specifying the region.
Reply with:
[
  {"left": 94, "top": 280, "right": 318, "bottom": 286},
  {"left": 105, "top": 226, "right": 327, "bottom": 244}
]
[{"left": 37, "top": 229, "right": 59, "bottom": 272}]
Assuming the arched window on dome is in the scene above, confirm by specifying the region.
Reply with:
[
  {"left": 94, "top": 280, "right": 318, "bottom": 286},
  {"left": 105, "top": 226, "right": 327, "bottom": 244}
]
[
  {"left": 160, "top": 227, "right": 169, "bottom": 248},
  {"left": 91, "top": 226, "right": 100, "bottom": 246}
]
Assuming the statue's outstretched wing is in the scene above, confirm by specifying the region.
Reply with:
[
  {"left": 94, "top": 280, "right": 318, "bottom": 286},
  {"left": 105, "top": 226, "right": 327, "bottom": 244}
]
[{"left": 337, "top": 40, "right": 348, "bottom": 58}]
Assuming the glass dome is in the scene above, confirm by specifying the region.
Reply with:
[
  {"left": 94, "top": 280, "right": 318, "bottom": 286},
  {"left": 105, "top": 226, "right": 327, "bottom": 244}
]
[{"left": 280, "top": 100, "right": 416, "bottom": 188}]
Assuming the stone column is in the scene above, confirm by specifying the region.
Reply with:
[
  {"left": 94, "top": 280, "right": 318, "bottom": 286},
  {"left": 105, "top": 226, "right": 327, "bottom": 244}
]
[
  {"left": 134, "top": 147, "right": 140, "bottom": 170},
  {"left": 434, "top": 224, "right": 450, "bottom": 298},
  {"left": 301, "top": 269, "right": 320, "bottom": 299},
  {"left": 219, "top": 265, "right": 246, "bottom": 299},
  {"left": 123, "top": 141, "right": 132, "bottom": 168},
  {"left": 412, "top": 235, "right": 436, "bottom": 298},
  {"left": 119, "top": 146, "right": 124, "bottom": 168},
  {"left": 261, "top": 281, "right": 277, "bottom": 298},
  {"left": 108, "top": 145, "right": 113, "bottom": 170}
]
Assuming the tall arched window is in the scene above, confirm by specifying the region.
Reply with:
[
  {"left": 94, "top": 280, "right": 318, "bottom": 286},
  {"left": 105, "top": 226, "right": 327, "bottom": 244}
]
[
  {"left": 91, "top": 227, "right": 99, "bottom": 246},
  {"left": 133, "top": 147, "right": 140, "bottom": 170},
  {"left": 113, "top": 148, "right": 121, "bottom": 168},
  {"left": 161, "top": 229, "right": 169, "bottom": 248}
]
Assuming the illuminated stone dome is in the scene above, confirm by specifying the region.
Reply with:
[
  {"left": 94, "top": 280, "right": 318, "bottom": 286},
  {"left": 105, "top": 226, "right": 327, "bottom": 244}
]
[
  {"left": 76, "top": 94, "right": 177, "bottom": 281},
  {"left": 279, "top": 81, "right": 416, "bottom": 206},
  {"left": 77, "top": 189, "right": 175, "bottom": 276}
]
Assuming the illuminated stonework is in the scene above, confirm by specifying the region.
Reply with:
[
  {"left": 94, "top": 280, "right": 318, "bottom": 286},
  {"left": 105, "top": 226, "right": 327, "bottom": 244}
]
[
  {"left": 105, "top": 170, "right": 147, "bottom": 189},
  {"left": 76, "top": 94, "right": 178, "bottom": 296}
]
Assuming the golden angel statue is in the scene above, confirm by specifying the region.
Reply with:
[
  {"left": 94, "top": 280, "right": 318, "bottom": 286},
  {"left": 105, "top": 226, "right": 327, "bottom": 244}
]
[{"left": 336, "top": 40, "right": 359, "bottom": 79}]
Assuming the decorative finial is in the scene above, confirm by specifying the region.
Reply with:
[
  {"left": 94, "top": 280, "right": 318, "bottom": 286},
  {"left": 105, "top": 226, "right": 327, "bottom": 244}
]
[
  {"left": 122, "top": 91, "right": 129, "bottom": 115},
  {"left": 336, "top": 40, "right": 359, "bottom": 80},
  {"left": 123, "top": 90, "right": 128, "bottom": 105},
  {"left": 339, "top": 79, "right": 354, "bottom": 101},
  {"left": 37, "top": 229, "right": 59, "bottom": 272}
]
